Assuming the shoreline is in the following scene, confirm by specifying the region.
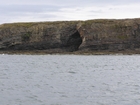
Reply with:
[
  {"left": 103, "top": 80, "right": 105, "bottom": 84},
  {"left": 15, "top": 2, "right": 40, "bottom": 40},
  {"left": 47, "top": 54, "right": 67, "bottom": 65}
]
[{"left": 1, "top": 49, "right": 140, "bottom": 55}]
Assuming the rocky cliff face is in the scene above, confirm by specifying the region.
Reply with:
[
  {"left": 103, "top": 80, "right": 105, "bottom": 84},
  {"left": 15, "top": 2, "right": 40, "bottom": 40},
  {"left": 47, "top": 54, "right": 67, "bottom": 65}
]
[{"left": 0, "top": 18, "right": 140, "bottom": 53}]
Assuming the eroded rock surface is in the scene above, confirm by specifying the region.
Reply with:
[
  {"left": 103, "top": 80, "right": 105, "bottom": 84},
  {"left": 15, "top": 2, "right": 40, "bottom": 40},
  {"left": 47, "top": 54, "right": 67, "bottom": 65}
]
[{"left": 0, "top": 18, "right": 140, "bottom": 53}]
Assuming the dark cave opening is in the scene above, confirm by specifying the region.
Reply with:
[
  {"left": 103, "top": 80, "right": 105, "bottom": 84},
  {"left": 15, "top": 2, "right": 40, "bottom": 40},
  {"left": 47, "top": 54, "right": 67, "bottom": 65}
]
[{"left": 66, "top": 31, "right": 82, "bottom": 51}]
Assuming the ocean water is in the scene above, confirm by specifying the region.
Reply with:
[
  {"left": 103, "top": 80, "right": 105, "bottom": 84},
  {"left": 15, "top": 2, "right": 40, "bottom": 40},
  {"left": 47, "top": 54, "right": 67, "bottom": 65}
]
[{"left": 0, "top": 54, "right": 140, "bottom": 105}]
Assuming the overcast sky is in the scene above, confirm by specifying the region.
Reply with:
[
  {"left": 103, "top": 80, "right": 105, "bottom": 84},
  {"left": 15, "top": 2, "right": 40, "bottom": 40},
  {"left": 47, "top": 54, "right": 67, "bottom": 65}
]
[{"left": 0, "top": 0, "right": 140, "bottom": 24}]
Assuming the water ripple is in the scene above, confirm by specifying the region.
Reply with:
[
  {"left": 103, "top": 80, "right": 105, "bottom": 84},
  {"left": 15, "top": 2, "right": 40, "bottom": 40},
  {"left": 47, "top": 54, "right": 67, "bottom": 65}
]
[{"left": 1, "top": 55, "right": 140, "bottom": 105}]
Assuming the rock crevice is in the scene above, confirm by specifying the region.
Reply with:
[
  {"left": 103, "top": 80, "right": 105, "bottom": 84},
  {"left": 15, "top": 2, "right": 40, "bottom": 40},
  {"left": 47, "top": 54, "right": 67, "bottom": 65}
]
[{"left": 66, "top": 31, "right": 82, "bottom": 51}]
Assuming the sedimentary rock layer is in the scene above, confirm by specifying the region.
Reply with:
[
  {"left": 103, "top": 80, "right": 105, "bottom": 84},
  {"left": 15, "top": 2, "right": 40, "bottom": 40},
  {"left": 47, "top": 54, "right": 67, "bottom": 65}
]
[{"left": 0, "top": 18, "right": 140, "bottom": 53}]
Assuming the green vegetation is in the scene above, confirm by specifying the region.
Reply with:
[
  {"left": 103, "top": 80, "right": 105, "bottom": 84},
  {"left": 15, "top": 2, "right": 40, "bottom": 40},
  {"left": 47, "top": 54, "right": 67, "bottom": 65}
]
[
  {"left": 21, "top": 32, "right": 32, "bottom": 42},
  {"left": 117, "top": 35, "right": 128, "bottom": 40},
  {"left": 18, "top": 23, "right": 35, "bottom": 27},
  {"left": 82, "top": 19, "right": 116, "bottom": 27},
  {"left": 0, "top": 21, "right": 82, "bottom": 29},
  {"left": 0, "top": 22, "right": 36, "bottom": 28},
  {"left": 113, "top": 24, "right": 126, "bottom": 29}
]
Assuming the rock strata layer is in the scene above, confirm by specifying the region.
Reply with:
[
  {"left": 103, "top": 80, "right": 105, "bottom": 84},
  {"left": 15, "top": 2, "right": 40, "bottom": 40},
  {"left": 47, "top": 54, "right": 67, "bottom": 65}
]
[{"left": 1, "top": 18, "right": 140, "bottom": 53}]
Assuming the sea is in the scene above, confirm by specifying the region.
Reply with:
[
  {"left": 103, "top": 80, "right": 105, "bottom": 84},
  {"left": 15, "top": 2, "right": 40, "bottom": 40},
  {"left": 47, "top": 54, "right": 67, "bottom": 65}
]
[{"left": 0, "top": 54, "right": 140, "bottom": 105}]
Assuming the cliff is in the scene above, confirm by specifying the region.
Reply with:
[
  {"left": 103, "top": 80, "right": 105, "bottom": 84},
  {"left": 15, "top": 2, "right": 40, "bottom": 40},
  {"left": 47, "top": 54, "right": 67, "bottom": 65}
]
[{"left": 1, "top": 18, "right": 140, "bottom": 54}]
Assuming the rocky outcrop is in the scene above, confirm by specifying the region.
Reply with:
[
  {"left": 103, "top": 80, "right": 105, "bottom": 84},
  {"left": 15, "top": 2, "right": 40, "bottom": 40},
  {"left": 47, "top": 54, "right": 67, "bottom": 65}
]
[
  {"left": 0, "top": 18, "right": 140, "bottom": 53},
  {"left": 79, "top": 19, "right": 140, "bottom": 52}
]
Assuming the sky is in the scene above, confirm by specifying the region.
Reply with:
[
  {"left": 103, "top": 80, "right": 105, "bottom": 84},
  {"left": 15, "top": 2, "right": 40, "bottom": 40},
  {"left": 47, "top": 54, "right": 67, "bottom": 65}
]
[{"left": 0, "top": 0, "right": 140, "bottom": 24}]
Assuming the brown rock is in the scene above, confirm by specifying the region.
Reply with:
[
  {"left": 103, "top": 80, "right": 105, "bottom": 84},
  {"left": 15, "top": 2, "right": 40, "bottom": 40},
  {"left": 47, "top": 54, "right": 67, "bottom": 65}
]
[{"left": 0, "top": 18, "right": 140, "bottom": 53}]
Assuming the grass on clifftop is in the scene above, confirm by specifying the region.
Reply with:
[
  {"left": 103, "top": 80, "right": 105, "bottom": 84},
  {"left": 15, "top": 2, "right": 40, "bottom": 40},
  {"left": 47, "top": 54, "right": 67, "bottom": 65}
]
[{"left": 0, "top": 21, "right": 82, "bottom": 29}]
